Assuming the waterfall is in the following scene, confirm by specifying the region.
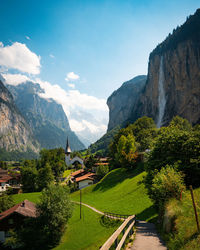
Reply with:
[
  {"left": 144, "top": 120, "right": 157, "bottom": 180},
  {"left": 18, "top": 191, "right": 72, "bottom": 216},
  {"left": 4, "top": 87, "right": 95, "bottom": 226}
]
[{"left": 157, "top": 56, "right": 166, "bottom": 128}]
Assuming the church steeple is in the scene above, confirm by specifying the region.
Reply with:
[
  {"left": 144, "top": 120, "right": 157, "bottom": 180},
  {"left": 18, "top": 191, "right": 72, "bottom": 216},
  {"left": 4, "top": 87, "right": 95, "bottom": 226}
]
[{"left": 65, "top": 137, "right": 71, "bottom": 155}]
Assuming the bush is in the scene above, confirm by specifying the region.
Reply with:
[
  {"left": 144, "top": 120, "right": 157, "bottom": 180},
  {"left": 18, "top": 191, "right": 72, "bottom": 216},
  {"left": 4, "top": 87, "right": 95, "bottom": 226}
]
[
  {"left": 150, "top": 165, "right": 185, "bottom": 211},
  {"left": 0, "top": 194, "right": 14, "bottom": 213},
  {"left": 96, "top": 165, "right": 109, "bottom": 178}
]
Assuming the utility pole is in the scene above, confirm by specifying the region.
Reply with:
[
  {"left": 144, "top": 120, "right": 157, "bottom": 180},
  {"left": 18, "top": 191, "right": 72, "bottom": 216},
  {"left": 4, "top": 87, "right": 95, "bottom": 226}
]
[
  {"left": 190, "top": 185, "right": 199, "bottom": 232},
  {"left": 80, "top": 188, "right": 82, "bottom": 219}
]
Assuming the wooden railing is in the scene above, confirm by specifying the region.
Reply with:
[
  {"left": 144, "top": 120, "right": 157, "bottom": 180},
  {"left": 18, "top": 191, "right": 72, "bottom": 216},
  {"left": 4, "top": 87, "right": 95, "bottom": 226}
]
[
  {"left": 104, "top": 211, "right": 131, "bottom": 220},
  {"left": 100, "top": 215, "right": 135, "bottom": 250}
]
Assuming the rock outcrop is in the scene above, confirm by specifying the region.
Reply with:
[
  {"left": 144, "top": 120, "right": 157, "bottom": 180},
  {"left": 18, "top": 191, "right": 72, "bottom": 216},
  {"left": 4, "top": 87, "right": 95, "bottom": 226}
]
[
  {"left": 0, "top": 78, "right": 39, "bottom": 153},
  {"left": 107, "top": 75, "right": 147, "bottom": 131},
  {"left": 137, "top": 9, "right": 200, "bottom": 126}
]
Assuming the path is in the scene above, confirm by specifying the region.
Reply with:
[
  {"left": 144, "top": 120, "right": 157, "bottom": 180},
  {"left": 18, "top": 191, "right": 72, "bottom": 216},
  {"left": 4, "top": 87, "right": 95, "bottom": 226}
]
[
  {"left": 130, "top": 221, "right": 167, "bottom": 250},
  {"left": 73, "top": 201, "right": 125, "bottom": 220},
  {"left": 74, "top": 201, "right": 104, "bottom": 215}
]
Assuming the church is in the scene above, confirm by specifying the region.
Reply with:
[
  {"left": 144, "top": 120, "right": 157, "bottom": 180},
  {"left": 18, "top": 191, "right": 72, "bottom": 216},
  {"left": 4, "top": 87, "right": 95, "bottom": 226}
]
[{"left": 65, "top": 138, "right": 84, "bottom": 168}]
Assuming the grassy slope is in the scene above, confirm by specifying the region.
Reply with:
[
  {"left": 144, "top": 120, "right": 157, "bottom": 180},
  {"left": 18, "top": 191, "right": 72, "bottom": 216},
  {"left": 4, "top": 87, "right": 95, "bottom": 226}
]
[
  {"left": 54, "top": 204, "right": 120, "bottom": 250},
  {"left": 12, "top": 192, "right": 41, "bottom": 204},
  {"left": 71, "top": 166, "right": 157, "bottom": 221},
  {"left": 166, "top": 188, "right": 200, "bottom": 250}
]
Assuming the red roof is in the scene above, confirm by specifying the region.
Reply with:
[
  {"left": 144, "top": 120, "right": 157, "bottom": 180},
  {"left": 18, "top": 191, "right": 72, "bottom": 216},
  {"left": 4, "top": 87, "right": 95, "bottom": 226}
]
[
  {"left": 71, "top": 169, "right": 85, "bottom": 177},
  {"left": 0, "top": 180, "right": 6, "bottom": 183},
  {"left": 0, "top": 200, "right": 37, "bottom": 221},
  {"left": 75, "top": 173, "right": 95, "bottom": 182},
  {"left": 0, "top": 175, "right": 13, "bottom": 181},
  {"left": 94, "top": 163, "right": 109, "bottom": 166}
]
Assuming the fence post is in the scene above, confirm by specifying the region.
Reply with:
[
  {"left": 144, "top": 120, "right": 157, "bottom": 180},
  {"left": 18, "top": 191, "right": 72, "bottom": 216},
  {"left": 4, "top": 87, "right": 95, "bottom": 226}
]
[{"left": 190, "top": 185, "right": 200, "bottom": 232}]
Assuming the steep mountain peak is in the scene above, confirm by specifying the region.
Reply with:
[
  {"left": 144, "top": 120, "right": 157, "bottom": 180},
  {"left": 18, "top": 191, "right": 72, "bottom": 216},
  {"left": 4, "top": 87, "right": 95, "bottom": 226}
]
[
  {"left": 0, "top": 79, "right": 39, "bottom": 157},
  {"left": 107, "top": 75, "right": 147, "bottom": 131},
  {"left": 6, "top": 81, "right": 85, "bottom": 151}
]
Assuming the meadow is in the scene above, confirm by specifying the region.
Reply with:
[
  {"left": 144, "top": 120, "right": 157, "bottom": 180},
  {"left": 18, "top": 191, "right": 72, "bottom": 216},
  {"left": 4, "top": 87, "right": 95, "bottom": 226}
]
[{"left": 71, "top": 166, "right": 157, "bottom": 221}]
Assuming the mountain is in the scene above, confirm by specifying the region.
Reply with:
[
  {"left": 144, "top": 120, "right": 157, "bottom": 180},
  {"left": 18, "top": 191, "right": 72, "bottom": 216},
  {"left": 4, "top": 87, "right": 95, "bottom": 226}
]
[
  {"left": 6, "top": 81, "right": 85, "bottom": 151},
  {"left": 137, "top": 9, "right": 200, "bottom": 126},
  {"left": 0, "top": 78, "right": 39, "bottom": 159},
  {"left": 90, "top": 9, "right": 200, "bottom": 155},
  {"left": 107, "top": 75, "right": 147, "bottom": 131},
  {"left": 89, "top": 75, "right": 146, "bottom": 154}
]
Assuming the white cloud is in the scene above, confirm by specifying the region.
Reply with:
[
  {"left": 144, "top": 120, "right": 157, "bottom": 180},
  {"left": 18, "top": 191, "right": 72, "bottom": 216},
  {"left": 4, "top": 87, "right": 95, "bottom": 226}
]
[
  {"left": 2, "top": 72, "right": 108, "bottom": 143},
  {"left": 68, "top": 83, "right": 75, "bottom": 88},
  {"left": 0, "top": 42, "right": 3, "bottom": 47},
  {"left": 2, "top": 73, "right": 31, "bottom": 86},
  {"left": 25, "top": 36, "right": 31, "bottom": 40},
  {"left": 0, "top": 42, "right": 41, "bottom": 74},
  {"left": 65, "top": 72, "right": 80, "bottom": 81},
  {"left": 35, "top": 78, "right": 108, "bottom": 142},
  {"left": 49, "top": 54, "right": 55, "bottom": 58}
]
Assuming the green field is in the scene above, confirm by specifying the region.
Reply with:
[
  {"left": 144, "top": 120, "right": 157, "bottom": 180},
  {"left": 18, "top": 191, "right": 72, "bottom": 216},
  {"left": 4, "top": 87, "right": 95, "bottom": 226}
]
[
  {"left": 54, "top": 204, "right": 120, "bottom": 250},
  {"left": 63, "top": 169, "right": 72, "bottom": 178},
  {"left": 12, "top": 192, "right": 41, "bottom": 204},
  {"left": 71, "top": 166, "right": 157, "bottom": 221}
]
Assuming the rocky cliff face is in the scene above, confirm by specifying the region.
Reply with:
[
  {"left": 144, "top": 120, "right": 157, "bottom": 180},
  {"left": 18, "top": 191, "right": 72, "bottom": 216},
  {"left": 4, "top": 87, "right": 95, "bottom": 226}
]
[
  {"left": 138, "top": 9, "right": 200, "bottom": 126},
  {"left": 7, "top": 81, "right": 85, "bottom": 150},
  {"left": 0, "top": 79, "right": 38, "bottom": 153},
  {"left": 107, "top": 75, "right": 147, "bottom": 131}
]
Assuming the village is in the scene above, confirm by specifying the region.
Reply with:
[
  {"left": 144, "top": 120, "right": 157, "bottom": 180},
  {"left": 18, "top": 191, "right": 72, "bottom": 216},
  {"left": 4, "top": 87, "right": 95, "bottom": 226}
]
[{"left": 0, "top": 138, "right": 110, "bottom": 244}]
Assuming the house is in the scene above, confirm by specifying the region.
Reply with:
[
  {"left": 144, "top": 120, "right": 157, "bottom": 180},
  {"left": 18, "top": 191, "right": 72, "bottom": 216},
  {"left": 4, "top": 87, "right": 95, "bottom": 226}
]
[
  {"left": 70, "top": 170, "right": 96, "bottom": 189},
  {"left": 0, "top": 180, "right": 8, "bottom": 192},
  {"left": 0, "top": 168, "right": 21, "bottom": 192},
  {"left": 0, "top": 200, "right": 37, "bottom": 242},
  {"left": 92, "top": 158, "right": 109, "bottom": 173},
  {"left": 70, "top": 169, "right": 85, "bottom": 181},
  {"left": 75, "top": 173, "right": 96, "bottom": 189}
]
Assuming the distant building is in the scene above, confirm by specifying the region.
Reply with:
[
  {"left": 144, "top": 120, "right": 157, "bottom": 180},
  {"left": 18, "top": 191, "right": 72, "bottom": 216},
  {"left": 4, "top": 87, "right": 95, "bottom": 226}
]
[
  {"left": 75, "top": 173, "right": 96, "bottom": 189},
  {"left": 0, "top": 200, "right": 37, "bottom": 242},
  {"left": 0, "top": 168, "right": 21, "bottom": 193},
  {"left": 70, "top": 169, "right": 96, "bottom": 189},
  {"left": 64, "top": 138, "right": 84, "bottom": 168},
  {"left": 92, "top": 158, "right": 109, "bottom": 173}
]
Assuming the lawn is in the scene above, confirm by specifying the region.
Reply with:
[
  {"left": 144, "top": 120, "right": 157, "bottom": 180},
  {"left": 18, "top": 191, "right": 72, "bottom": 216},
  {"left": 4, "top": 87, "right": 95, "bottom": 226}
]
[
  {"left": 71, "top": 166, "right": 157, "bottom": 221},
  {"left": 12, "top": 192, "right": 41, "bottom": 204},
  {"left": 63, "top": 169, "right": 72, "bottom": 178},
  {"left": 54, "top": 204, "right": 121, "bottom": 250}
]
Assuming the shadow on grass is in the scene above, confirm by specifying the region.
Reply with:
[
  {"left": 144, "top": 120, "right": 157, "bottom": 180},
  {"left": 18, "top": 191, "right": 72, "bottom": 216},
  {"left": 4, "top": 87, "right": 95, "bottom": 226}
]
[
  {"left": 136, "top": 205, "right": 158, "bottom": 222},
  {"left": 93, "top": 164, "right": 144, "bottom": 192},
  {"left": 99, "top": 215, "right": 121, "bottom": 228}
]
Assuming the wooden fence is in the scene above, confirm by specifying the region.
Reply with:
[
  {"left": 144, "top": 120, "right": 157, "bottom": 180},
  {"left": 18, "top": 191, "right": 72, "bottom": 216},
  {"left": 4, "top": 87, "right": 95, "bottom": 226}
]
[
  {"left": 104, "top": 211, "right": 131, "bottom": 220},
  {"left": 100, "top": 215, "right": 135, "bottom": 250}
]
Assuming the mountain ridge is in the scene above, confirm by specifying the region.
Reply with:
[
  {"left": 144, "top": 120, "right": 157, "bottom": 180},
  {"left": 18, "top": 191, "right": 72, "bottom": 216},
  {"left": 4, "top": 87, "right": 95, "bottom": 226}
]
[{"left": 6, "top": 81, "right": 85, "bottom": 151}]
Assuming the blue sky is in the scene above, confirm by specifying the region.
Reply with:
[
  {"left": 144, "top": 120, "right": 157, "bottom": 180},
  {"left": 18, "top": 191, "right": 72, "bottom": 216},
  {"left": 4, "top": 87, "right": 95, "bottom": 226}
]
[{"left": 0, "top": 0, "right": 199, "bottom": 144}]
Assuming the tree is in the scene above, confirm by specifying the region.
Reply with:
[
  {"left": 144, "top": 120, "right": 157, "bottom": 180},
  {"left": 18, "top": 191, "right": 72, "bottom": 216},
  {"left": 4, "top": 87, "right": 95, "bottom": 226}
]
[
  {"left": 150, "top": 165, "right": 185, "bottom": 211},
  {"left": 0, "top": 194, "right": 14, "bottom": 213},
  {"left": 146, "top": 125, "right": 200, "bottom": 187},
  {"left": 18, "top": 185, "right": 73, "bottom": 249},
  {"left": 129, "top": 116, "right": 157, "bottom": 151},
  {"left": 115, "top": 134, "right": 137, "bottom": 168},
  {"left": 169, "top": 116, "right": 192, "bottom": 131},
  {"left": 85, "top": 155, "right": 98, "bottom": 170},
  {"left": 36, "top": 184, "right": 73, "bottom": 248},
  {"left": 37, "top": 163, "right": 54, "bottom": 191},
  {"left": 21, "top": 162, "right": 38, "bottom": 192},
  {"left": 96, "top": 165, "right": 109, "bottom": 178}
]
